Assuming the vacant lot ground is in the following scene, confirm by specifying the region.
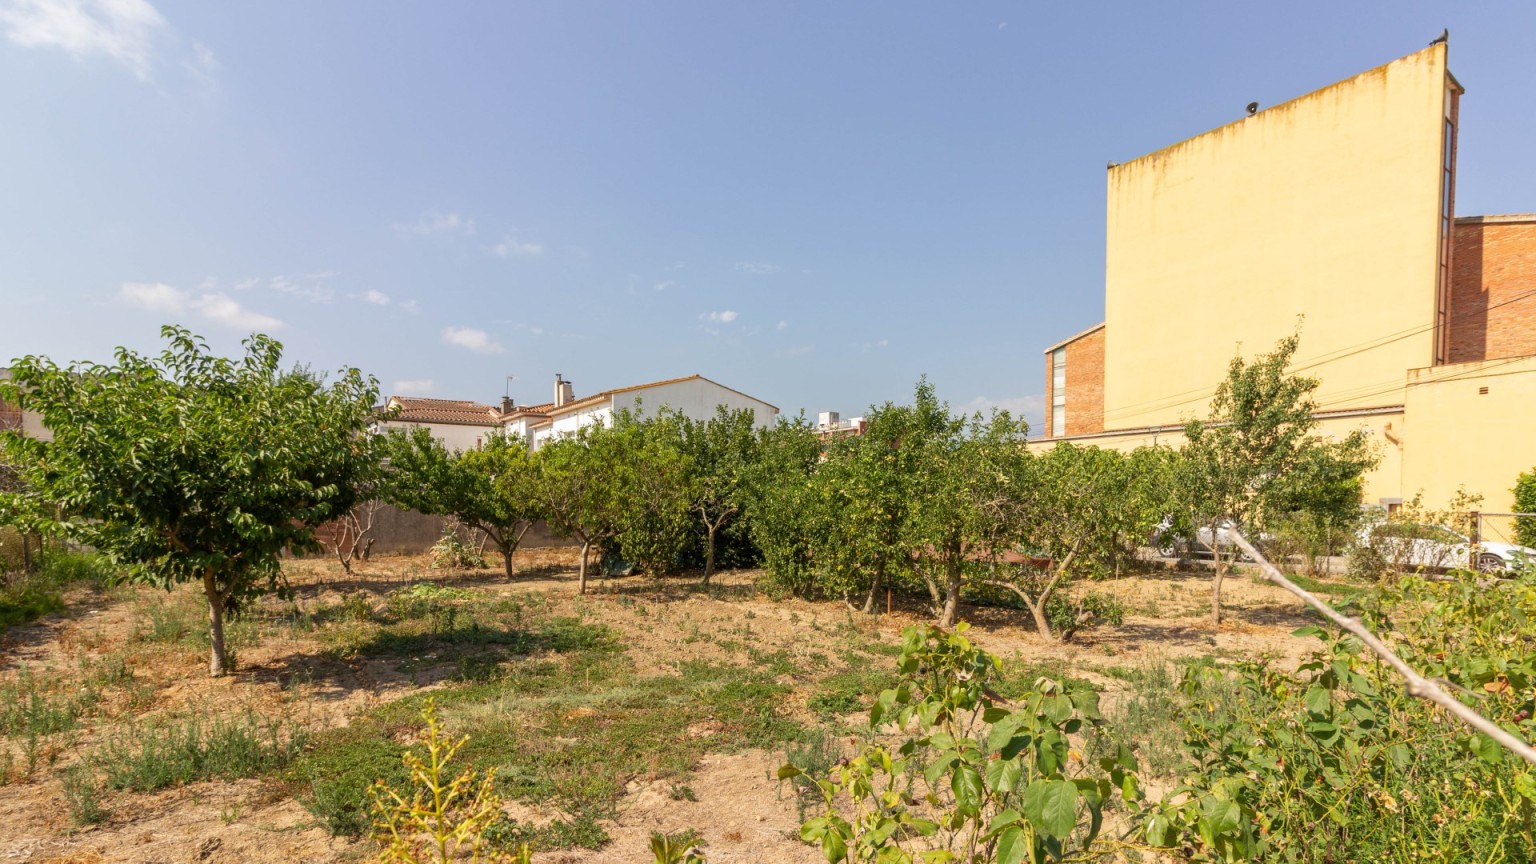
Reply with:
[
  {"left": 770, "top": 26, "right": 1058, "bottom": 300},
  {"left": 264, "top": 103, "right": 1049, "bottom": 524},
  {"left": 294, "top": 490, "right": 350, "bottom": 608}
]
[{"left": 0, "top": 550, "right": 1341, "bottom": 863}]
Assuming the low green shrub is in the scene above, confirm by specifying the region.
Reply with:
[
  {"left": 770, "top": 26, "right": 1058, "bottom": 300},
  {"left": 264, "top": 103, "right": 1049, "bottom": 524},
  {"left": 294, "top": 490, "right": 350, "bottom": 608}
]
[{"left": 94, "top": 710, "right": 307, "bottom": 792}]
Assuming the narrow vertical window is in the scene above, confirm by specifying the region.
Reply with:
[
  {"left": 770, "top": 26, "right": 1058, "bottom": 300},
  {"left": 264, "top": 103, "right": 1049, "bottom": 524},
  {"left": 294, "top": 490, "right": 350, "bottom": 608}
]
[
  {"left": 1051, "top": 348, "right": 1066, "bottom": 437},
  {"left": 1434, "top": 87, "right": 1458, "bottom": 364}
]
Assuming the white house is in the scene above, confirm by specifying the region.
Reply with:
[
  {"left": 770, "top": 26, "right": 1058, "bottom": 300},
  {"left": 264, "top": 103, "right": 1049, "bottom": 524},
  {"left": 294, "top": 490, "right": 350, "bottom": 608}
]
[
  {"left": 508, "top": 374, "right": 778, "bottom": 449},
  {"left": 372, "top": 396, "right": 504, "bottom": 452}
]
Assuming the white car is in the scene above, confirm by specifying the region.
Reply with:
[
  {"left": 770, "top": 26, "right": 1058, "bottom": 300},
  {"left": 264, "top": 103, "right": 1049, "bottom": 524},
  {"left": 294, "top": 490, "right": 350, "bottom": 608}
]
[
  {"left": 1153, "top": 518, "right": 1264, "bottom": 560},
  {"left": 1358, "top": 522, "right": 1534, "bottom": 574}
]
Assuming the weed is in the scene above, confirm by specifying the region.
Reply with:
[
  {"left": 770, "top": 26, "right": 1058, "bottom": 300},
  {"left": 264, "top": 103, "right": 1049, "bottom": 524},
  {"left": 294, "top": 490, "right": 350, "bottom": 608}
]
[
  {"left": 649, "top": 829, "right": 706, "bottom": 864},
  {"left": 219, "top": 803, "right": 244, "bottom": 825},
  {"left": 60, "top": 764, "right": 108, "bottom": 826},
  {"left": 94, "top": 709, "right": 307, "bottom": 792},
  {"left": 667, "top": 782, "right": 698, "bottom": 802},
  {"left": 369, "top": 700, "right": 531, "bottom": 864}
]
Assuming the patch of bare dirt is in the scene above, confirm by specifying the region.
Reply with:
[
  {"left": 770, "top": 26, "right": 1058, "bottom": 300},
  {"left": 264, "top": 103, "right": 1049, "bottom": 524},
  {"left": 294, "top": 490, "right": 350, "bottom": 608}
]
[{"left": 0, "top": 550, "right": 1332, "bottom": 863}]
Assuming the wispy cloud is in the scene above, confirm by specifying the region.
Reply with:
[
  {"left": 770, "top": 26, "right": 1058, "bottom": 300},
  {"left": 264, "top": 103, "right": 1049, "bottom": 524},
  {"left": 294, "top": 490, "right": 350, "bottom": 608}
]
[
  {"left": 0, "top": 0, "right": 166, "bottom": 80},
  {"left": 441, "top": 326, "right": 502, "bottom": 354},
  {"left": 776, "top": 320, "right": 788, "bottom": 331},
  {"left": 959, "top": 394, "right": 1045, "bottom": 430},
  {"left": 858, "top": 338, "right": 890, "bottom": 352},
  {"left": 197, "top": 292, "right": 282, "bottom": 330},
  {"left": 492, "top": 233, "right": 543, "bottom": 257},
  {"left": 653, "top": 280, "right": 680, "bottom": 292},
  {"left": 119, "top": 281, "right": 283, "bottom": 330},
  {"left": 700, "top": 310, "right": 738, "bottom": 324},
  {"left": 785, "top": 344, "right": 815, "bottom": 357},
  {"left": 734, "top": 261, "right": 778, "bottom": 276},
  {"left": 269, "top": 273, "right": 335, "bottom": 304},
  {"left": 393, "top": 379, "right": 434, "bottom": 395},
  {"left": 397, "top": 210, "right": 475, "bottom": 236},
  {"left": 362, "top": 289, "right": 390, "bottom": 306}
]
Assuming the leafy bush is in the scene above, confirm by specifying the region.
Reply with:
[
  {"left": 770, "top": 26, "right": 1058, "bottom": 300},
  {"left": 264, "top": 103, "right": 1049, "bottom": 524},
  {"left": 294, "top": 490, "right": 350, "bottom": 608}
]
[
  {"left": 1148, "top": 570, "right": 1536, "bottom": 862},
  {"left": 782, "top": 624, "right": 1142, "bottom": 862},
  {"left": 1516, "top": 468, "right": 1536, "bottom": 548},
  {"left": 429, "top": 531, "right": 488, "bottom": 570},
  {"left": 1045, "top": 590, "right": 1126, "bottom": 643},
  {"left": 387, "top": 583, "right": 473, "bottom": 633}
]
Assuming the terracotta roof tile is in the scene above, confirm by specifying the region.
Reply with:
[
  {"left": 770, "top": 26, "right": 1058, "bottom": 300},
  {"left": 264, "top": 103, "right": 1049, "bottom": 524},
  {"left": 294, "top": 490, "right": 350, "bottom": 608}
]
[{"left": 383, "top": 395, "right": 502, "bottom": 427}]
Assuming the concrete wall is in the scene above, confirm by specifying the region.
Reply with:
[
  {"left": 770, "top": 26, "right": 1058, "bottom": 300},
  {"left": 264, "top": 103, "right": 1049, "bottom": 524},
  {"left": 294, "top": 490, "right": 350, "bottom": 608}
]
[
  {"left": 325, "top": 504, "right": 577, "bottom": 556},
  {"left": 1449, "top": 215, "right": 1536, "bottom": 363},
  {"left": 1102, "top": 44, "right": 1453, "bottom": 430},
  {"left": 1401, "top": 356, "right": 1536, "bottom": 512}
]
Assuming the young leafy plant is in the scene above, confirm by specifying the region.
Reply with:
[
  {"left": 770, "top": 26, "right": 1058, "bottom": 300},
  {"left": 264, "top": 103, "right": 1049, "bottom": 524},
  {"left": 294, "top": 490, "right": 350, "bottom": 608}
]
[{"left": 781, "top": 624, "right": 1142, "bottom": 863}]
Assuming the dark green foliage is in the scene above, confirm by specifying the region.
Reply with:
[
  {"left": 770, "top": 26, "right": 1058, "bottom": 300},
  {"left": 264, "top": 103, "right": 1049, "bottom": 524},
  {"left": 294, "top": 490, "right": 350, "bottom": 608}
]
[
  {"left": 0, "top": 327, "right": 380, "bottom": 676},
  {"left": 382, "top": 429, "right": 540, "bottom": 579}
]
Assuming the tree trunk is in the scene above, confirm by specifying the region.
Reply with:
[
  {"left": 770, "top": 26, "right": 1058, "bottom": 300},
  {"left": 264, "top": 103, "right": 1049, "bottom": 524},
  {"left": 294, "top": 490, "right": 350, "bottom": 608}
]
[
  {"left": 938, "top": 559, "right": 963, "bottom": 628},
  {"left": 1028, "top": 598, "right": 1054, "bottom": 640},
  {"left": 578, "top": 541, "right": 590, "bottom": 595},
  {"left": 502, "top": 544, "right": 515, "bottom": 580},
  {"left": 202, "top": 571, "right": 230, "bottom": 677},
  {"left": 702, "top": 524, "right": 717, "bottom": 586},
  {"left": 861, "top": 576, "right": 879, "bottom": 615},
  {"left": 1211, "top": 557, "right": 1227, "bottom": 626}
]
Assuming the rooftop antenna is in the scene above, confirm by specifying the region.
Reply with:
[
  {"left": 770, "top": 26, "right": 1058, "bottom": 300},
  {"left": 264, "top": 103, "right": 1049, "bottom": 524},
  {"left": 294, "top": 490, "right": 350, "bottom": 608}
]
[
  {"left": 505, "top": 375, "right": 516, "bottom": 398},
  {"left": 1246, "top": 101, "right": 1259, "bottom": 117},
  {"left": 1429, "top": 28, "right": 1448, "bottom": 46}
]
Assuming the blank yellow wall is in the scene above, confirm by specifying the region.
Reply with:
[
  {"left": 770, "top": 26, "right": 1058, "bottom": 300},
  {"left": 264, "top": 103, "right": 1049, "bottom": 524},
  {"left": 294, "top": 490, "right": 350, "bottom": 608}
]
[
  {"left": 1103, "top": 45, "right": 1452, "bottom": 430},
  {"left": 1402, "top": 357, "right": 1536, "bottom": 514}
]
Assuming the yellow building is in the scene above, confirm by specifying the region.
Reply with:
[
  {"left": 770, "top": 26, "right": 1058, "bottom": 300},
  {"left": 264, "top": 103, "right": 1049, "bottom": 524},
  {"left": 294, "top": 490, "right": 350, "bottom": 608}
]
[{"left": 1041, "top": 42, "right": 1536, "bottom": 525}]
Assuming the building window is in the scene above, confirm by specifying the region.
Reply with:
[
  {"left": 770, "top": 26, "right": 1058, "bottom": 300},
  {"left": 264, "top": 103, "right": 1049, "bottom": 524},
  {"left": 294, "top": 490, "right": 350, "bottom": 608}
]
[
  {"left": 1051, "top": 348, "right": 1066, "bottom": 437},
  {"left": 1434, "top": 87, "right": 1458, "bottom": 365}
]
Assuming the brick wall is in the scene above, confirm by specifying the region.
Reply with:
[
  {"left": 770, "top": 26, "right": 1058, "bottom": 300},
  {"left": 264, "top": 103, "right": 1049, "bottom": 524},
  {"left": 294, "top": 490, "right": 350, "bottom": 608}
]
[
  {"left": 1042, "top": 324, "right": 1106, "bottom": 438},
  {"left": 1448, "top": 217, "right": 1536, "bottom": 363}
]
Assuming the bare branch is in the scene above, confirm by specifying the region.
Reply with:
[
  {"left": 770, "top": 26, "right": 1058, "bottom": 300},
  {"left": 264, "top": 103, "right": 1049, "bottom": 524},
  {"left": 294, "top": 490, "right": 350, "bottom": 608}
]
[{"left": 1229, "top": 528, "right": 1536, "bottom": 767}]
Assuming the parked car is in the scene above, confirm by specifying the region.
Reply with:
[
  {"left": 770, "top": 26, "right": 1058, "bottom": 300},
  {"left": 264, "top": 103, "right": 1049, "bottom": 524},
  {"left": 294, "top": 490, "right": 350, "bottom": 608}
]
[
  {"left": 1357, "top": 521, "right": 1534, "bottom": 573},
  {"left": 1153, "top": 517, "right": 1266, "bottom": 561}
]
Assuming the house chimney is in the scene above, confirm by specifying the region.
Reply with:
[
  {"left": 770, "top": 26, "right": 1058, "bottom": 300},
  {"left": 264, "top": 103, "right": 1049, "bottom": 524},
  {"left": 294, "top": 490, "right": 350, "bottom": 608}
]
[
  {"left": 554, "top": 373, "right": 574, "bottom": 408},
  {"left": 501, "top": 396, "right": 515, "bottom": 415}
]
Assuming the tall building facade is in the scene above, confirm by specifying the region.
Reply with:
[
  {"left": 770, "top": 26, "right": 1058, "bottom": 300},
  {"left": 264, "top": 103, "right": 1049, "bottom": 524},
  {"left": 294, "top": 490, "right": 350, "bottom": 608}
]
[{"left": 1040, "top": 43, "right": 1536, "bottom": 518}]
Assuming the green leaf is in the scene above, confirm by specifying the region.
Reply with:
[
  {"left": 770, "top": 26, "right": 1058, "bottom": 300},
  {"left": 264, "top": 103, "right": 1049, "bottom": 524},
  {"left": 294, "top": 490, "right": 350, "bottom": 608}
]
[
  {"left": 951, "top": 763, "right": 984, "bottom": 813},
  {"left": 777, "top": 764, "right": 803, "bottom": 780},
  {"left": 1468, "top": 733, "right": 1505, "bottom": 765},
  {"left": 1039, "top": 779, "right": 1080, "bottom": 838},
  {"left": 1201, "top": 797, "right": 1241, "bottom": 835},
  {"left": 993, "top": 826, "right": 1029, "bottom": 864},
  {"left": 1303, "top": 685, "right": 1331, "bottom": 716},
  {"left": 985, "top": 756, "right": 1024, "bottom": 794}
]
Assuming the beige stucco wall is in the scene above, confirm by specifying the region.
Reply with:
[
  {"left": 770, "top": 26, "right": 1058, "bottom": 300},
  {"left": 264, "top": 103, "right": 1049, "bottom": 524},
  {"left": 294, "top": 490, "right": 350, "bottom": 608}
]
[
  {"left": 1401, "top": 356, "right": 1536, "bottom": 514},
  {"left": 1031, "top": 409, "right": 1408, "bottom": 507},
  {"left": 1102, "top": 44, "right": 1453, "bottom": 431}
]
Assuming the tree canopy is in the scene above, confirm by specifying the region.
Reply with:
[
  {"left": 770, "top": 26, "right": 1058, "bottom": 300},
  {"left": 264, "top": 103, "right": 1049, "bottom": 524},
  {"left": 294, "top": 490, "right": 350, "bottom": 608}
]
[{"left": 0, "top": 327, "right": 379, "bottom": 675}]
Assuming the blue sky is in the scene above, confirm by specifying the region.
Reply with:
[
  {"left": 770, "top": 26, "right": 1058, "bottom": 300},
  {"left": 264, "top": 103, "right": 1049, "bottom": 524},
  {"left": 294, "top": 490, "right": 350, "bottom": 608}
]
[{"left": 3, "top": 2, "right": 1534, "bottom": 430}]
